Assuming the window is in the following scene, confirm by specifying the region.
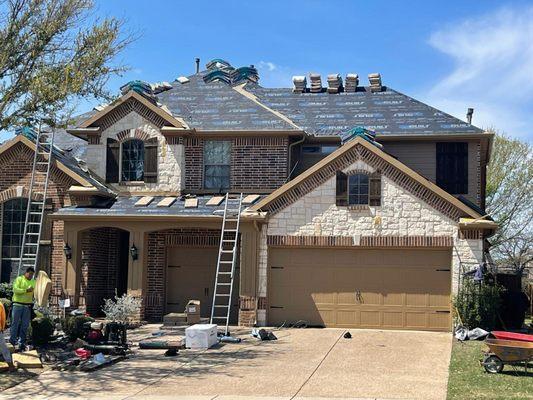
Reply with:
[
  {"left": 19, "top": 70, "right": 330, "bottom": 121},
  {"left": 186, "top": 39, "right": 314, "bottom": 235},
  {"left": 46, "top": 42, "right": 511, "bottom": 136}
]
[
  {"left": 121, "top": 139, "right": 144, "bottom": 182},
  {"left": 302, "top": 144, "right": 339, "bottom": 154},
  {"left": 1, "top": 199, "right": 28, "bottom": 282},
  {"left": 336, "top": 171, "right": 381, "bottom": 207},
  {"left": 436, "top": 142, "right": 468, "bottom": 194},
  {"left": 204, "top": 140, "right": 231, "bottom": 190}
]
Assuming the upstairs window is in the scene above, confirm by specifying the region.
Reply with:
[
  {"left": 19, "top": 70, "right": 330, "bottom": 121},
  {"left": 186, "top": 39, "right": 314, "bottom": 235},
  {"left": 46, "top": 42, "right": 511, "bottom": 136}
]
[
  {"left": 336, "top": 171, "right": 381, "bottom": 207},
  {"left": 121, "top": 139, "right": 145, "bottom": 182},
  {"left": 436, "top": 142, "right": 468, "bottom": 194},
  {"left": 204, "top": 140, "right": 231, "bottom": 190}
]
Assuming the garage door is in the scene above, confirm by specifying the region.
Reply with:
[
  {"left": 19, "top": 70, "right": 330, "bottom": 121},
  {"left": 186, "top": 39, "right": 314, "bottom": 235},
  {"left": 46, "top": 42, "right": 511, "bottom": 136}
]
[
  {"left": 166, "top": 247, "right": 239, "bottom": 322},
  {"left": 268, "top": 248, "right": 451, "bottom": 331}
]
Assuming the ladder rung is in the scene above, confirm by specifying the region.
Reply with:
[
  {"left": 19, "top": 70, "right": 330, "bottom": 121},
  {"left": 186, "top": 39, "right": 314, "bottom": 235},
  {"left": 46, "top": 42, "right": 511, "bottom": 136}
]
[
  {"left": 212, "top": 316, "right": 228, "bottom": 320},
  {"left": 218, "top": 272, "right": 232, "bottom": 275},
  {"left": 225, "top": 229, "right": 237, "bottom": 232},
  {"left": 215, "top": 294, "right": 230, "bottom": 297},
  {"left": 28, "top": 222, "right": 41, "bottom": 225},
  {"left": 221, "top": 250, "right": 233, "bottom": 253},
  {"left": 219, "top": 261, "right": 233, "bottom": 264},
  {"left": 25, "top": 243, "right": 38, "bottom": 246},
  {"left": 214, "top": 305, "right": 229, "bottom": 308},
  {"left": 222, "top": 239, "right": 236, "bottom": 243},
  {"left": 26, "top": 233, "right": 40, "bottom": 236},
  {"left": 217, "top": 283, "right": 231, "bottom": 286}
]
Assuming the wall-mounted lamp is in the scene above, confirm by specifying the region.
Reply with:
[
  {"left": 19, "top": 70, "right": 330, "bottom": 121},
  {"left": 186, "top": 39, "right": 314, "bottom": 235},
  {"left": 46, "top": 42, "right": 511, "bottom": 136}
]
[
  {"left": 63, "top": 244, "right": 72, "bottom": 260},
  {"left": 130, "top": 244, "right": 138, "bottom": 261}
]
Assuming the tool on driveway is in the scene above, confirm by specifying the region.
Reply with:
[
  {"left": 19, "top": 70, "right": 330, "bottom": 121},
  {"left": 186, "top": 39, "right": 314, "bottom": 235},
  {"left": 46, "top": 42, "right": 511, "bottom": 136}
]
[{"left": 210, "top": 193, "right": 243, "bottom": 336}]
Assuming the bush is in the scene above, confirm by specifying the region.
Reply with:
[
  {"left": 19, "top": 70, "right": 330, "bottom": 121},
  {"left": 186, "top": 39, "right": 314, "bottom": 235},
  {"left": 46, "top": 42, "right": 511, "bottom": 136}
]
[
  {"left": 30, "top": 317, "right": 54, "bottom": 346},
  {"left": 102, "top": 293, "right": 141, "bottom": 324},
  {"left": 63, "top": 315, "right": 94, "bottom": 341},
  {"left": 454, "top": 278, "right": 504, "bottom": 330},
  {"left": 0, "top": 283, "right": 13, "bottom": 300}
]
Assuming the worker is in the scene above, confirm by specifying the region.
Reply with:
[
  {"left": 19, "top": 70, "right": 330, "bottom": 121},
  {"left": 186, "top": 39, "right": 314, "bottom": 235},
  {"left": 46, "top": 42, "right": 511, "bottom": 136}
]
[
  {"left": 10, "top": 267, "right": 35, "bottom": 351},
  {"left": 0, "top": 302, "right": 15, "bottom": 371}
]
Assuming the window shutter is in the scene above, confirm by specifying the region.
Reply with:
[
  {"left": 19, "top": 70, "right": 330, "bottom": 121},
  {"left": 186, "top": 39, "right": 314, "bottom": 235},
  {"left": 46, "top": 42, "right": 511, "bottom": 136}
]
[
  {"left": 336, "top": 171, "right": 348, "bottom": 206},
  {"left": 144, "top": 137, "right": 158, "bottom": 183},
  {"left": 106, "top": 138, "right": 120, "bottom": 183},
  {"left": 369, "top": 172, "right": 381, "bottom": 206}
]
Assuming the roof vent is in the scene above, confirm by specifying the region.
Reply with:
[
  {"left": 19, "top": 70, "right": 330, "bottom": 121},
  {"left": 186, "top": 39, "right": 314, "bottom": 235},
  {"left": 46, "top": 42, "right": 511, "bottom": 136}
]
[
  {"left": 309, "top": 73, "right": 323, "bottom": 93},
  {"left": 327, "top": 74, "right": 343, "bottom": 93},
  {"left": 292, "top": 76, "right": 307, "bottom": 93},
  {"left": 368, "top": 73, "right": 383, "bottom": 92},
  {"left": 345, "top": 74, "right": 359, "bottom": 93}
]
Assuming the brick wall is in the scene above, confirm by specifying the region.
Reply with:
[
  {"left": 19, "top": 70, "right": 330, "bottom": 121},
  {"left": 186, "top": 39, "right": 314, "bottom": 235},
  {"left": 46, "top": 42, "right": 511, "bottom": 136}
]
[{"left": 184, "top": 136, "right": 289, "bottom": 192}]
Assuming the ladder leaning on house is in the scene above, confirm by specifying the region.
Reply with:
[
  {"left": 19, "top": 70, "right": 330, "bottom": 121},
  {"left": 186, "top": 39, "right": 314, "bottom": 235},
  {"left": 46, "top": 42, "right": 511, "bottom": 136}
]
[
  {"left": 17, "top": 127, "right": 56, "bottom": 277},
  {"left": 210, "top": 193, "right": 243, "bottom": 335}
]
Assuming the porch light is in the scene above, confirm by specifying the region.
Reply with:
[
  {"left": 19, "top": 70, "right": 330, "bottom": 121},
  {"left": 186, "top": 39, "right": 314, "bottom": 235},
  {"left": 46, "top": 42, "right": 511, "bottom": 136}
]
[
  {"left": 130, "top": 244, "right": 138, "bottom": 261},
  {"left": 63, "top": 244, "right": 72, "bottom": 260}
]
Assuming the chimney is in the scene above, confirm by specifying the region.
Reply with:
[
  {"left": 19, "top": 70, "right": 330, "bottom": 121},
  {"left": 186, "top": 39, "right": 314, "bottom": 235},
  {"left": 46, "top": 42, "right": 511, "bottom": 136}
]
[
  {"left": 327, "top": 74, "right": 343, "bottom": 93},
  {"left": 292, "top": 76, "right": 307, "bottom": 93},
  {"left": 368, "top": 73, "right": 382, "bottom": 92},
  {"left": 466, "top": 108, "right": 474, "bottom": 124},
  {"left": 195, "top": 58, "right": 200, "bottom": 74},
  {"left": 345, "top": 74, "right": 359, "bottom": 93},
  {"left": 309, "top": 73, "right": 322, "bottom": 93}
]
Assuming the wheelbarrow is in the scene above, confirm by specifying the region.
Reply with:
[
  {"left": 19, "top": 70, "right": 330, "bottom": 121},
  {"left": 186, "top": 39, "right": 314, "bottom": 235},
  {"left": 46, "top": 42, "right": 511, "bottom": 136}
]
[{"left": 481, "top": 338, "right": 533, "bottom": 373}]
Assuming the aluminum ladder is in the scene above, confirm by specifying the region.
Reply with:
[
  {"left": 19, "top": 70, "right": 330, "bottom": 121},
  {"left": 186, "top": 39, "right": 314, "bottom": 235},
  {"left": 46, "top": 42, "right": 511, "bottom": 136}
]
[
  {"left": 17, "top": 127, "right": 55, "bottom": 277},
  {"left": 210, "top": 193, "right": 243, "bottom": 335}
]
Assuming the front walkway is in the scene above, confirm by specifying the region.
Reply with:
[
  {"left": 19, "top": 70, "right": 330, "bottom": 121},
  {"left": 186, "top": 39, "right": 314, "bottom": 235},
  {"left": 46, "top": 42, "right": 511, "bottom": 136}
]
[{"left": 0, "top": 327, "right": 452, "bottom": 400}]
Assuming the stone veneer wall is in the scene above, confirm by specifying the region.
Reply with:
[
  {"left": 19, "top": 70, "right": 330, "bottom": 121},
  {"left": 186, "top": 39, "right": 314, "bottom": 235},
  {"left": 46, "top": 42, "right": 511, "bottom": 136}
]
[
  {"left": 86, "top": 111, "right": 184, "bottom": 193},
  {"left": 255, "top": 159, "right": 483, "bottom": 325}
]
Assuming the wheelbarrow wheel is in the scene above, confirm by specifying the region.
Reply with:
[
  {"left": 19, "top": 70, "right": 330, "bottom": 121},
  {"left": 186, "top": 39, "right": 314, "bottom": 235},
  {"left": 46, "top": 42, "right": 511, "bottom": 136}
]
[{"left": 483, "top": 355, "right": 504, "bottom": 374}]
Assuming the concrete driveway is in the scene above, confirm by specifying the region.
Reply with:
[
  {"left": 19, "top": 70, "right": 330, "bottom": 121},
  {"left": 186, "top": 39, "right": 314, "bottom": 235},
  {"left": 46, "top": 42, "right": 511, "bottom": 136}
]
[{"left": 0, "top": 327, "right": 452, "bottom": 400}]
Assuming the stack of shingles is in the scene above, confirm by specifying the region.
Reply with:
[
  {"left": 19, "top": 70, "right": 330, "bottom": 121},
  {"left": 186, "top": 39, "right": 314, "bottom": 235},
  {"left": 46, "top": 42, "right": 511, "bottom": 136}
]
[
  {"left": 292, "top": 76, "right": 307, "bottom": 93},
  {"left": 327, "top": 74, "right": 343, "bottom": 93},
  {"left": 345, "top": 74, "right": 359, "bottom": 93},
  {"left": 368, "top": 73, "right": 382, "bottom": 92},
  {"left": 309, "top": 73, "right": 323, "bottom": 93}
]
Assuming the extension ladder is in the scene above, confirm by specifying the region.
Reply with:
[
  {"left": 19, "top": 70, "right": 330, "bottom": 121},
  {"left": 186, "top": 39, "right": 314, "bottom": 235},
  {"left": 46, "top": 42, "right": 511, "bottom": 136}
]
[
  {"left": 17, "top": 127, "right": 55, "bottom": 276},
  {"left": 210, "top": 193, "right": 243, "bottom": 335}
]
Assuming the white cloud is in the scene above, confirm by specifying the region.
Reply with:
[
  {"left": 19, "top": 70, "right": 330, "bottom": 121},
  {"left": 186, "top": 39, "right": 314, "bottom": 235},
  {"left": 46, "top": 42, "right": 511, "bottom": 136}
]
[
  {"left": 255, "top": 61, "right": 295, "bottom": 88},
  {"left": 423, "top": 6, "right": 533, "bottom": 139}
]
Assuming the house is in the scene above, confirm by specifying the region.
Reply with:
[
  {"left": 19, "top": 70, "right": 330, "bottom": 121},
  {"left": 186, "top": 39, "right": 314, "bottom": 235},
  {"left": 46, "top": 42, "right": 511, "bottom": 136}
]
[{"left": 0, "top": 60, "right": 497, "bottom": 331}]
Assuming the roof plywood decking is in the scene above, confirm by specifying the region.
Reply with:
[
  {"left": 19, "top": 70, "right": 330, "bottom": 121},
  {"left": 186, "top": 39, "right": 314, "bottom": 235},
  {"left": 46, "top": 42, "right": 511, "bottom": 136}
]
[
  {"left": 157, "top": 197, "right": 176, "bottom": 207},
  {"left": 242, "top": 194, "right": 261, "bottom": 204},
  {"left": 206, "top": 196, "right": 225, "bottom": 206},
  {"left": 184, "top": 198, "right": 198, "bottom": 208},
  {"left": 135, "top": 196, "right": 154, "bottom": 207}
]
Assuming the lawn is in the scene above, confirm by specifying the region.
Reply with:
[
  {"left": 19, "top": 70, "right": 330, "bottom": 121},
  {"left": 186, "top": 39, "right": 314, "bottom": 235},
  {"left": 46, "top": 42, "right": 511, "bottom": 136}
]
[{"left": 447, "top": 339, "right": 533, "bottom": 400}]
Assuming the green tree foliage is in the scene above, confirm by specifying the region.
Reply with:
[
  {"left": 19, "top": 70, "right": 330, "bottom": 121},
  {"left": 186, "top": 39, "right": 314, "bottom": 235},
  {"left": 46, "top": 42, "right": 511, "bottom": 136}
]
[
  {"left": 486, "top": 132, "right": 533, "bottom": 272},
  {"left": 454, "top": 278, "right": 503, "bottom": 330},
  {"left": 0, "top": 0, "right": 132, "bottom": 130}
]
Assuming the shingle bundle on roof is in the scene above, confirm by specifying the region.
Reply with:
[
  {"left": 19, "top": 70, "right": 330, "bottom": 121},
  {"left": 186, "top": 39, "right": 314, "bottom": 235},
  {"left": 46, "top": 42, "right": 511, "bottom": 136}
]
[
  {"left": 292, "top": 76, "right": 307, "bottom": 93},
  {"left": 368, "top": 73, "right": 383, "bottom": 92},
  {"left": 345, "top": 74, "right": 359, "bottom": 93},
  {"left": 202, "top": 59, "right": 259, "bottom": 85},
  {"left": 327, "top": 74, "right": 343, "bottom": 93},
  {"left": 309, "top": 74, "right": 323, "bottom": 93},
  {"left": 340, "top": 126, "right": 382, "bottom": 148}
]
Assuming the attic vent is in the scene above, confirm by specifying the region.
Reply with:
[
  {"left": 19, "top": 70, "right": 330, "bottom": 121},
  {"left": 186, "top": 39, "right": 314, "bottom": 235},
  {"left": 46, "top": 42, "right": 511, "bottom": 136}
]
[
  {"left": 327, "top": 74, "right": 343, "bottom": 93},
  {"left": 368, "top": 73, "right": 383, "bottom": 92},
  {"left": 345, "top": 74, "right": 359, "bottom": 93},
  {"left": 292, "top": 76, "right": 307, "bottom": 93},
  {"left": 309, "top": 74, "right": 322, "bottom": 93}
]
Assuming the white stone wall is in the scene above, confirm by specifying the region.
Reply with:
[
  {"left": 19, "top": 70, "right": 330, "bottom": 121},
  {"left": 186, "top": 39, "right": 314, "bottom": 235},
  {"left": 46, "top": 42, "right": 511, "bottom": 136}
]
[
  {"left": 255, "top": 158, "right": 483, "bottom": 320},
  {"left": 86, "top": 111, "right": 184, "bottom": 194}
]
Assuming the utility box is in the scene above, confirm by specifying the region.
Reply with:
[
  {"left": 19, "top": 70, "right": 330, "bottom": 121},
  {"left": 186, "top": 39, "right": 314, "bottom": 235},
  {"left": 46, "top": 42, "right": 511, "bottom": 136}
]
[
  {"left": 185, "top": 324, "right": 218, "bottom": 349},
  {"left": 186, "top": 299, "right": 201, "bottom": 324}
]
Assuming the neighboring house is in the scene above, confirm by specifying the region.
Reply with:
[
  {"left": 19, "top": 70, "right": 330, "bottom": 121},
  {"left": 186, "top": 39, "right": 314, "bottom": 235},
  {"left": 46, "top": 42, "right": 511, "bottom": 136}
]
[{"left": 0, "top": 60, "right": 497, "bottom": 331}]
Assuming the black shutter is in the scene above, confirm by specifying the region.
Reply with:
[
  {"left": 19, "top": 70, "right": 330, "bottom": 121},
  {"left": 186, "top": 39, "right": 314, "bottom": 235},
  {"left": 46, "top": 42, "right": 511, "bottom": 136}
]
[
  {"left": 436, "top": 143, "right": 468, "bottom": 194},
  {"left": 106, "top": 138, "right": 120, "bottom": 183},
  {"left": 369, "top": 172, "right": 381, "bottom": 206},
  {"left": 144, "top": 137, "right": 158, "bottom": 183},
  {"left": 336, "top": 171, "right": 348, "bottom": 206}
]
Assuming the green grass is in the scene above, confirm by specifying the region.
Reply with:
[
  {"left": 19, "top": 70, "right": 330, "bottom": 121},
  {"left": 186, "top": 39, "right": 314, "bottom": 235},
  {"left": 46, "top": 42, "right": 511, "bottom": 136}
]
[{"left": 447, "top": 340, "right": 533, "bottom": 400}]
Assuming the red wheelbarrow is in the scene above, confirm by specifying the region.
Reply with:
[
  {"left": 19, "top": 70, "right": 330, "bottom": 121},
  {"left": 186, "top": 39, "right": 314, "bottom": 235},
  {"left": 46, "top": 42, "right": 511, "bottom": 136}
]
[{"left": 482, "top": 338, "right": 533, "bottom": 373}]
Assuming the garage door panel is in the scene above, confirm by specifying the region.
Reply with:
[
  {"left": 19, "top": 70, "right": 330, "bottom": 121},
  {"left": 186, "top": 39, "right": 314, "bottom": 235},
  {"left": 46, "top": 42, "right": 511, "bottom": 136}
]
[{"left": 268, "top": 248, "right": 451, "bottom": 331}]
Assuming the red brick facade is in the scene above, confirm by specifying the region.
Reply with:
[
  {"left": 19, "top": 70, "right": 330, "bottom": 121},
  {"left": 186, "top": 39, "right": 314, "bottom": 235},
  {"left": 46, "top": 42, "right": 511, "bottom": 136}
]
[{"left": 184, "top": 136, "right": 289, "bottom": 192}]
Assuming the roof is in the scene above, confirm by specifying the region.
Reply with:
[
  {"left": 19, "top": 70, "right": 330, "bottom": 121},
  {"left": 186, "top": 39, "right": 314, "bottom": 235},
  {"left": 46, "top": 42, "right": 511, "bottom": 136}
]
[
  {"left": 54, "top": 195, "right": 265, "bottom": 219},
  {"left": 250, "top": 135, "right": 485, "bottom": 220},
  {"left": 243, "top": 82, "right": 484, "bottom": 137}
]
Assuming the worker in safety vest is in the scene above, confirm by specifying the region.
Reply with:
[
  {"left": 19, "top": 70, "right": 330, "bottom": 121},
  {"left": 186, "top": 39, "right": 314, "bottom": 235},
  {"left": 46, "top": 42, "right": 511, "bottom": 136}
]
[
  {"left": 0, "top": 301, "right": 15, "bottom": 371},
  {"left": 10, "top": 267, "right": 35, "bottom": 351}
]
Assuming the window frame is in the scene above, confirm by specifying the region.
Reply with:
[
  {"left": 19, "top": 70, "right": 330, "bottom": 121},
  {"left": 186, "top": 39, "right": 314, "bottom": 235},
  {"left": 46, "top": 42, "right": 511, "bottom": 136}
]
[
  {"left": 336, "top": 170, "right": 381, "bottom": 207},
  {"left": 203, "top": 140, "right": 232, "bottom": 190},
  {"left": 120, "top": 139, "right": 145, "bottom": 183}
]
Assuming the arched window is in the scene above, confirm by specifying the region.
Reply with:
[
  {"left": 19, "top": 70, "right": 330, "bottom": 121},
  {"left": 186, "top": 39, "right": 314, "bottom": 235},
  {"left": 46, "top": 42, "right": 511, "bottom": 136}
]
[
  {"left": 1, "top": 198, "right": 28, "bottom": 282},
  {"left": 121, "top": 139, "right": 144, "bottom": 182}
]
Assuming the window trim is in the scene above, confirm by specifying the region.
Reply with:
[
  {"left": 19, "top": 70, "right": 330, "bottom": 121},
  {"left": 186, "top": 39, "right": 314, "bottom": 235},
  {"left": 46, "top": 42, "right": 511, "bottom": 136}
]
[
  {"left": 120, "top": 138, "right": 145, "bottom": 183},
  {"left": 336, "top": 170, "right": 381, "bottom": 208},
  {"left": 203, "top": 140, "right": 231, "bottom": 190}
]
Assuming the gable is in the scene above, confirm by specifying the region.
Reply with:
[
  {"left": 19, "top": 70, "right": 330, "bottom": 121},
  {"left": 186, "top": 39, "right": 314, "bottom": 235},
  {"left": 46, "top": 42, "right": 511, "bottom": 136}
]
[{"left": 251, "top": 137, "right": 482, "bottom": 221}]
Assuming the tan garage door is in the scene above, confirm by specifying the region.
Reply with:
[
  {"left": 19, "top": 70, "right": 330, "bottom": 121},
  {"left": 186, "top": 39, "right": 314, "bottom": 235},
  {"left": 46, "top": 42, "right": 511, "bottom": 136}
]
[
  {"left": 268, "top": 248, "right": 452, "bottom": 331},
  {"left": 166, "top": 247, "right": 239, "bottom": 322}
]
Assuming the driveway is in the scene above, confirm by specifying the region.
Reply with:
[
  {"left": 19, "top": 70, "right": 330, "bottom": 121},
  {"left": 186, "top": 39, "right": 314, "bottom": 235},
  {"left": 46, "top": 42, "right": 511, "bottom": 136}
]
[{"left": 0, "top": 327, "right": 452, "bottom": 400}]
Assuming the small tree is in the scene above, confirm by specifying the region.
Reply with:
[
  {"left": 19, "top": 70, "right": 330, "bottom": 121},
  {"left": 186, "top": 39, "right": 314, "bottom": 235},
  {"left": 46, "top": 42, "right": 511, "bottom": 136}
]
[{"left": 102, "top": 292, "right": 141, "bottom": 325}]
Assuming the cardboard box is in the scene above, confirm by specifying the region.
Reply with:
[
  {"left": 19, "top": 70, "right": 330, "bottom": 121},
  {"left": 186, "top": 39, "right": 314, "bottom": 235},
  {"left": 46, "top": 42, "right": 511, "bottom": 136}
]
[
  {"left": 185, "top": 324, "right": 218, "bottom": 349},
  {"left": 186, "top": 300, "right": 201, "bottom": 324}
]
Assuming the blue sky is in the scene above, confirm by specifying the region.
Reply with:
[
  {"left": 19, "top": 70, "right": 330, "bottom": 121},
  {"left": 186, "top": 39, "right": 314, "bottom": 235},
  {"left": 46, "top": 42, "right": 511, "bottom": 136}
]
[{"left": 86, "top": 1, "right": 532, "bottom": 140}]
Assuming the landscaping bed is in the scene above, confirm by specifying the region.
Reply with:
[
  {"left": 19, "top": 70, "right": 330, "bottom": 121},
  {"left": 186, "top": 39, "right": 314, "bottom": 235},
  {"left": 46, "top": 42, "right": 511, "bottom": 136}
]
[{"left": 447, "top": 339, "right": 533, "bottom": 400}]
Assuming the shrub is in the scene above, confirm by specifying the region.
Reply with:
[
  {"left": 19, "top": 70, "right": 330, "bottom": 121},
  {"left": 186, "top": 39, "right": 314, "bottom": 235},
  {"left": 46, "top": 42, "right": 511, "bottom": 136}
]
[
  {"left": 0, "top": 283, "right": 13, "bottom": 300},
  {"left": 454, "top": 278, "right": 503, "bottom": 330},
  {"left": 30, "top": 317, "right": 54, "bottom": 346},
  {"left": 102, "top": 293, "right": 141, "bottom": 324},
  {"left": 64, "top": 315, "right": 94, "bottom": 341}
]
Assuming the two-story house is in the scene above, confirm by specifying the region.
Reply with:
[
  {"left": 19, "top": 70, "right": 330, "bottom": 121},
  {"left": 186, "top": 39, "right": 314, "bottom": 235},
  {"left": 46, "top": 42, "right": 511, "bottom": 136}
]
[{"left": 0, "top": 59, "right": 496, "bottom": 331}]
